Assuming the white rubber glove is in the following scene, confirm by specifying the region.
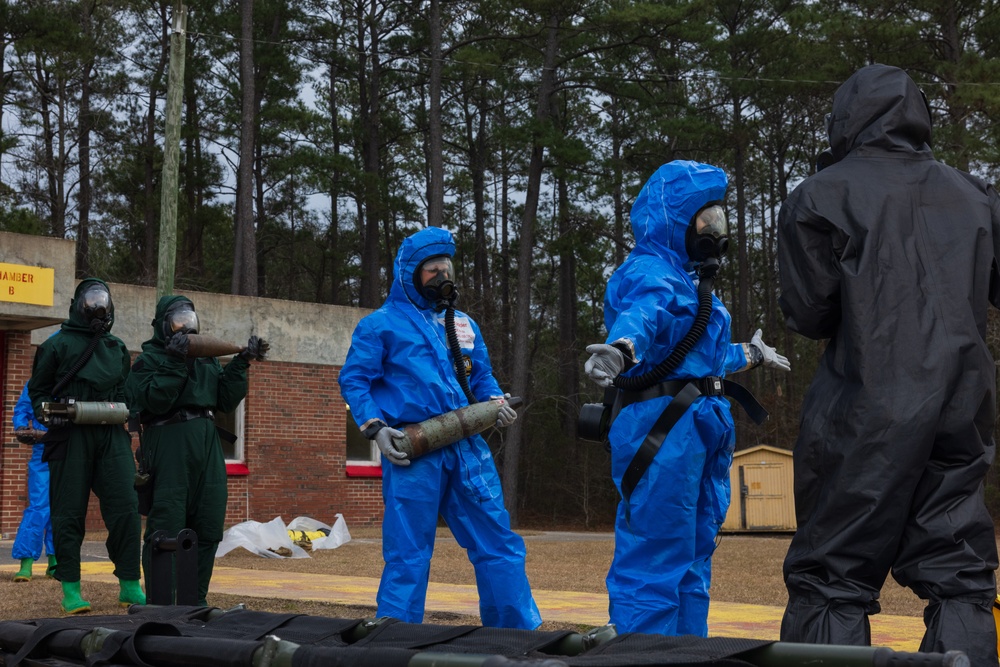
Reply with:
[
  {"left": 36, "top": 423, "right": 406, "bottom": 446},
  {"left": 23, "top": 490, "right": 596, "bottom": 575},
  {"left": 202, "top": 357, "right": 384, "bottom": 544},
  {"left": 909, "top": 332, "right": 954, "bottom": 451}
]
[
  {"left": 491, "top": 393, "right": 517, "bottom": 428},
  {"left": 374, "top": 426, "right": 410, "bottom": 466},
  {"left": 750, "top": 329, "right": 791, "bottom": 372},
  {"left": 584, "top": 344, "right": 625, "bottom": 387}
]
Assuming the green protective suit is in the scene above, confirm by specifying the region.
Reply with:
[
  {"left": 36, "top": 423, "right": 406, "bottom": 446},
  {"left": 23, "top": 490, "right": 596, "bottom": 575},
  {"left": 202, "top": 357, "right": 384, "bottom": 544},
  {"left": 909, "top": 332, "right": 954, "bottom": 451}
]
[
  {"left": 28, "top": 278, "right": 141, "bottom": 584},
  {"left": 125, "top": 295, "right": 249, "bottom": 604}
]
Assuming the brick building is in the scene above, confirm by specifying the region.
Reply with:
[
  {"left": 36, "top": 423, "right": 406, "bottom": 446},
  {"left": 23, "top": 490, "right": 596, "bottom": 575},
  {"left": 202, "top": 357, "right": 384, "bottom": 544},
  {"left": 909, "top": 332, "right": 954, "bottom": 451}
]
[{"left": 0, "top": 231, "right": 384, "bottom": 539}]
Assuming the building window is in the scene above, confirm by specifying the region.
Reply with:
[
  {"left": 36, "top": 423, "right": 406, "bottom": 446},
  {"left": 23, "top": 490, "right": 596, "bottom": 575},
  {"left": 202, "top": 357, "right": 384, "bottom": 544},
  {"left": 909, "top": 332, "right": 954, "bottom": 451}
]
[
  {"left": 216, "top": 399, "right": 245, "bottom": 463},
  {"left": 345, "top": 405, "right": 379, "bottom": 465}
]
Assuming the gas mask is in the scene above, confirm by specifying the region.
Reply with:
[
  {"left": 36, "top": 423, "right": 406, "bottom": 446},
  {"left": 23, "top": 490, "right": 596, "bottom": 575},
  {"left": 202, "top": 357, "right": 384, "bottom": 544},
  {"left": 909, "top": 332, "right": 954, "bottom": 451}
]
[
  {"left": 162, "top": 302, "right": 199, "bottom": 339},
  {"left": 685, "top": 204, "right": 729, "bottom": 264},
  {"left": 78, "top": 285, "right": 112, "bottom": 332},
  {"left": 415, "top": 255, "right": 457, "bottom": 312}
]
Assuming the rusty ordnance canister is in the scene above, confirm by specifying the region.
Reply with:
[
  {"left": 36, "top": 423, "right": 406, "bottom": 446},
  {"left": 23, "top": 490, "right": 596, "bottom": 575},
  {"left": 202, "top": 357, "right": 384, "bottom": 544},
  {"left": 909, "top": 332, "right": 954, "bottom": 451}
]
[
  {"left": 392, "top": 397, "right": 523, "bottom": 459},
  {"left": 185, "top": 333, "right": 245, "bottom": 358}
]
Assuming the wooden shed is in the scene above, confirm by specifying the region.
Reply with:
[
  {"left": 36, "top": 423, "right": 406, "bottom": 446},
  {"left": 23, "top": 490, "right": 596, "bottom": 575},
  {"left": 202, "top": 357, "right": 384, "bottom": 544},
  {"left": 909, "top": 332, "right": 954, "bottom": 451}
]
[{"left": 722, "top": 445, "right": 796, "bottom": 532}]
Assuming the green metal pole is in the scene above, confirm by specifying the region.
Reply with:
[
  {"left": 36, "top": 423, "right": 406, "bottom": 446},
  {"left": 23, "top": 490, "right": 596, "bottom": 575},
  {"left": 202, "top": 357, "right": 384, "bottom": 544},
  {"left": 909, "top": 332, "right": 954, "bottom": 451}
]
[
  {"left": 738, "top": 642, "right": 969, "bottom": 667},
  {"left": 156, "top": 1, "right": 187, "bottom": 299}
]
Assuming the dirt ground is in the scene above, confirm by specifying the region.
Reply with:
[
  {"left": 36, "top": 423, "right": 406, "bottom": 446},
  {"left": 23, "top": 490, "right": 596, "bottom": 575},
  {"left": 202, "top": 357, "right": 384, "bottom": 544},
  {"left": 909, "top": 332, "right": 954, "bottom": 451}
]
[{"left": 0, "top": 528, "right": 933, "bottom": 627}]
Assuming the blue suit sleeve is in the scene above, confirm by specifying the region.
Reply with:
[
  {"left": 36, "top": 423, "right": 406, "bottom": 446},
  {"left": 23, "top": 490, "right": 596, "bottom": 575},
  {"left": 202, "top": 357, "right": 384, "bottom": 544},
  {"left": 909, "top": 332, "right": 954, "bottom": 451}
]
[
  {"left": 338, "top": 318, "right": 387, "bottom": 428},
  {"left": 605, "top": 272, "right": 679, "bottom": 363},
  {"left": 723, "top": 342, "right": 750, "bottom": 375},
  {"left": 467, "top": 318, "right": 503, "bottom": 401},
  {"left": 13, "top": 383, "right": 34, "bottom": 429},
  {"left": 28, "top": 341, "right": 60, "bottom": 422}
]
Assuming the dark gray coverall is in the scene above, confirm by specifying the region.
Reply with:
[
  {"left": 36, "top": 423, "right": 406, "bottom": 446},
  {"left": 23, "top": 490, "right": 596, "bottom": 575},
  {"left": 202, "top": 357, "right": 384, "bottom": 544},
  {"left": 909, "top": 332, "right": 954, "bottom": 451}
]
[{"left": 777, "top": 64, "right": 1000, "bottom": 666}]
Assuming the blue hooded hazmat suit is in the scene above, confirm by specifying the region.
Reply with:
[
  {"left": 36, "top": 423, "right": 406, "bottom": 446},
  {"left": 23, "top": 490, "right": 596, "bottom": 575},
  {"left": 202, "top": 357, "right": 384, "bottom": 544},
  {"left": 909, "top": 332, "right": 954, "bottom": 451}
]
[
  {"left": 338, "top": 226, "right": 542, "bottom": 629},
  {"left": 12, "top": 381, "right": 55, "bottom": 562},
  {"left": 603, "top": 161, "right": 750, "bottom": 636}
]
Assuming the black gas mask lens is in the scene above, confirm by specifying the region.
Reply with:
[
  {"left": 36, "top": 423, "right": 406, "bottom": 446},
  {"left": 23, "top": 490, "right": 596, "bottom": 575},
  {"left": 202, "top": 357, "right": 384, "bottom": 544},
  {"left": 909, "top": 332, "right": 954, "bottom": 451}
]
[
  {"left": 79, "top": 285, "right": 112, "bottom": 331},
  {"left": 685, "top": 204, "right": 729, "bottom": 264},
  {"left": 162, "top": 303, "right": 199, "bottom": 338},
  {"left": 416, "top": 256, "right": 457, "bottom": 312}
]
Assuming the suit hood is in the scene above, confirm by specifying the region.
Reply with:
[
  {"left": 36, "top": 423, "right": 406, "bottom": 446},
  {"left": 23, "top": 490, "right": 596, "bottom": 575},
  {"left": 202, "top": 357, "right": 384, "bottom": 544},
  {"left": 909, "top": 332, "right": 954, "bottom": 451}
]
[
  {"left": 150, "top": 294, "right": 195, "bottom": 345},
  {"left": 389, "top": 227, "right": 456, "bottom": 309},
  {"left": 629, "top": 161, "right": 728, "bottom": 266},
  {"left": 62, "top": 277, "right": 114, "bottom": 334},
  {"left": 828, "top": 64, "right": 933, "bottom": 162}
]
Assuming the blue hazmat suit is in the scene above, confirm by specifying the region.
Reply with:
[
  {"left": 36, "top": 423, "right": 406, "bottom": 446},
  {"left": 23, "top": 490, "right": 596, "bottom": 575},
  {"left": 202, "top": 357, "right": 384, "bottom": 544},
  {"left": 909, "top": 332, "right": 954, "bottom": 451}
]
[
  {"left": 338, "top": 226, "right": 541, "bottom": 629},
  {"left": 602, "top": 161, "right": 750, "bottom": 636},
  {"left": 11, "top": 381, "right": 55, "bottom": 561}
]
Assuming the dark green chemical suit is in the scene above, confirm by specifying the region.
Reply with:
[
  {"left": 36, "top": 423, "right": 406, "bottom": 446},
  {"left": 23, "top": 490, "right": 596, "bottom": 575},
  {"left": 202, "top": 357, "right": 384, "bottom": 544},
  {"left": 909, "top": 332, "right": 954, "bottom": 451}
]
[
  {"left": 28, "top": 278, "right": 141, "bottom": 585},
  {"left": 126, "top": 295, "right": 249, "bottom": 604}
]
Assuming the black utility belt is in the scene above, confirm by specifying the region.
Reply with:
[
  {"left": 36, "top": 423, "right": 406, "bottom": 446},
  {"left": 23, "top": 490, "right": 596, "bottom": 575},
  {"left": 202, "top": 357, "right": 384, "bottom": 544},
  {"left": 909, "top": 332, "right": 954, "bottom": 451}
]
[
  {"left": 616, "top": 376, "right": 767, "bottom": 424},
  {"left": 616, "top": 376, "right": 768, "bottom": 515},
  {"left": 145, "top": 407, "right": 215, "bottom": 428}
]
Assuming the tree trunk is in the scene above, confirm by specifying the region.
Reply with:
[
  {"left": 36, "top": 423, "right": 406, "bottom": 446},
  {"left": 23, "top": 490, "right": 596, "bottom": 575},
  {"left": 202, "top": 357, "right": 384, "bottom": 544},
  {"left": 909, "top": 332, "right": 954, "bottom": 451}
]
[
  {"left": 426, "top": 0, "right": 443, "bottom": 227},
  {"left": 325, "top": 58, "right": 342, "bottom": 305},
  {"left": 35, "top": 64, "right": 61, "bottom": 238},
  {"left": 467, "top": 83, "right": 490, "bottom": 321},
  {"left": 610, "top": 99, "right": 625, "bottom": 266},
  {"left": 141, "top": 3, "right": 170, "bottom": 284},
  {"left": 76, "top": 55, "right": 93, "bottom": 277},
  {"left": 357, "top": 0, "right": 383, "bottom": 308},
  {"left": 557, "top": 172, "right": 578, "bottom": 436},
  {"left": 503, "top": 12, "right": 560, "bottom": 526},
  {"left": 183, "top": 42, "right": 204, "bottom": 280},
  {"left": 232, "top": 0, "right": 257, "bottom": 296}
]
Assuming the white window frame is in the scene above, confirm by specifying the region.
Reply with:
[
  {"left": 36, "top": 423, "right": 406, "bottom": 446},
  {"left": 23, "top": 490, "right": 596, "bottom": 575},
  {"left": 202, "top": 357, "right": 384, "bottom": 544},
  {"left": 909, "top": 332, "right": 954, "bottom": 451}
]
[
  {"left": 345, "top": 404, "right": 380, "bottom": 466},
  {"left": 219, "top": 399, "right": 246, "bottom": 464}
]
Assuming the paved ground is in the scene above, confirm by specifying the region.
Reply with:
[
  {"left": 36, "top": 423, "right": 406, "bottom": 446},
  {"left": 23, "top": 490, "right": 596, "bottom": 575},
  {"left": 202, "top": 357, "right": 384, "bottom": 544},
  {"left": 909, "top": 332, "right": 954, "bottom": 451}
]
[{"left": 0, "top": 539, "right": 926, "bottom": 652}]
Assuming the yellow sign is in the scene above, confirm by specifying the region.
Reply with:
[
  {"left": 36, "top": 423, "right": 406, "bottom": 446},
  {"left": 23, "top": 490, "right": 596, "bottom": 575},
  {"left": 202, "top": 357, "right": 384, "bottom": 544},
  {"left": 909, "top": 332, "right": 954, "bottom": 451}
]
[{"left": 0, "top": 263, "right": 54, "bottom": 306}]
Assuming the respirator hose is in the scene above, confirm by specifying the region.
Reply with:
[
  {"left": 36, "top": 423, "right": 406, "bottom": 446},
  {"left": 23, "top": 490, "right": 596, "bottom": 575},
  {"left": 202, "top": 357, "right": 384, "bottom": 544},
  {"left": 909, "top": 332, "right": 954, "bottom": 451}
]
[
  {"left": 445, "top": 305, "right": 477, "bottom": 404},
  {"left": 612, "top": 271, "right": 716, "bottom": 392}
]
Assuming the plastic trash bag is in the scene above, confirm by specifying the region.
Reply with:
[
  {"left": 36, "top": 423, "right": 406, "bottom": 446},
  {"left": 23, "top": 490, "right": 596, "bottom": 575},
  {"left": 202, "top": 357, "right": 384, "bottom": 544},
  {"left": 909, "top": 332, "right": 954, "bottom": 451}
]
[
  {"left": 287, "top": 514, "right": 351, "bottom": 550},
  {"left": 215, "top": 516, "right": 310, "bottom": 559}
]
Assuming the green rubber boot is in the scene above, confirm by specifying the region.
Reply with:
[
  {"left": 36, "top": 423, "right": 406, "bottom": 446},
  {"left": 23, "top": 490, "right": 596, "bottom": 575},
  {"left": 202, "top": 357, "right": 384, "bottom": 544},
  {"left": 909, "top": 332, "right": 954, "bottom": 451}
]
[
  {"left": 45, "top": 555, "right": 57, "bottom": 578},
  {"left": 13, "top": 558, "right": 33, "bottom": 582},
  {"left": 60, "top": 581, "right": 91, "bottom": 614},
  {"left": 118, "top": 579, "right": 146, "bottom": 607}
]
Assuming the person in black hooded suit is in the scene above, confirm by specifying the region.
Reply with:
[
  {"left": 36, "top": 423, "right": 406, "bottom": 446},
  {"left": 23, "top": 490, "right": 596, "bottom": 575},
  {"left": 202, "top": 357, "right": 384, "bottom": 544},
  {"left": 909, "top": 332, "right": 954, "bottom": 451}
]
[{"left": 777, "top": 64, "right": 1000, "bottom": 666}]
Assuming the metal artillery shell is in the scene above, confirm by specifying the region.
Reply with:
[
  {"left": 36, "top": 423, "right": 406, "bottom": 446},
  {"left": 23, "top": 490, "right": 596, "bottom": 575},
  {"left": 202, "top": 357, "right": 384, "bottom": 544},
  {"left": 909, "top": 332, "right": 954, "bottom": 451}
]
[
  {"left": 393, "top": 400, "right": 505, "bottom": 459},
  {"left": 185, "top": 333, "right": 245, "bottom": 358}
]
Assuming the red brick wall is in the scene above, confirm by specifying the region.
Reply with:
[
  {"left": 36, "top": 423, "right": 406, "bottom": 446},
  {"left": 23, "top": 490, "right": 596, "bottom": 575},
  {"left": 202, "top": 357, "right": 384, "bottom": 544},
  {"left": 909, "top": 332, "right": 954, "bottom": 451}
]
[
  {"left": 240, "top": 360, "right": 384, "bottom": 528},
  {"left": 1, "top": 334, "right": 384, "bottom": 539},
  {"left": 1, "top": 331, "right": 34, "bottom": 536}
]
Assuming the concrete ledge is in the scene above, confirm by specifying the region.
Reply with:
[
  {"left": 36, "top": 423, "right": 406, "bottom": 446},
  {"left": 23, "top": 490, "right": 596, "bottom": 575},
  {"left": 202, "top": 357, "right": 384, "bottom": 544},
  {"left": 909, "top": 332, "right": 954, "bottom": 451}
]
[{"left": 29, "top": 283, "right": 371, "bottom": 366}]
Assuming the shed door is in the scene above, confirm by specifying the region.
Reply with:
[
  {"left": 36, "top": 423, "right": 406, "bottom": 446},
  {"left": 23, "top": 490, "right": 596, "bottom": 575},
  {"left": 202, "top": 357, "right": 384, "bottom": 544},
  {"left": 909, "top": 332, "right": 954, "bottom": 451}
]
[{"left": 739, "top": 462, "right": 786, "bottom": 530}]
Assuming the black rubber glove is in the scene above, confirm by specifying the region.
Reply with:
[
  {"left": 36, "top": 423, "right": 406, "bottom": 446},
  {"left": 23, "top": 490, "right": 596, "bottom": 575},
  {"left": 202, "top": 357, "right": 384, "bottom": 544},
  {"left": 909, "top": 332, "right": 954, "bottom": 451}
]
[
  {"left": 239, "top": 335, "right": 270, "bottom": 362},
  {"left": 165, "top": 332, "right": 190, "bottom": 359},
  {"left": 15, "top": 428, "right": 35, "bottom": 444}
]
